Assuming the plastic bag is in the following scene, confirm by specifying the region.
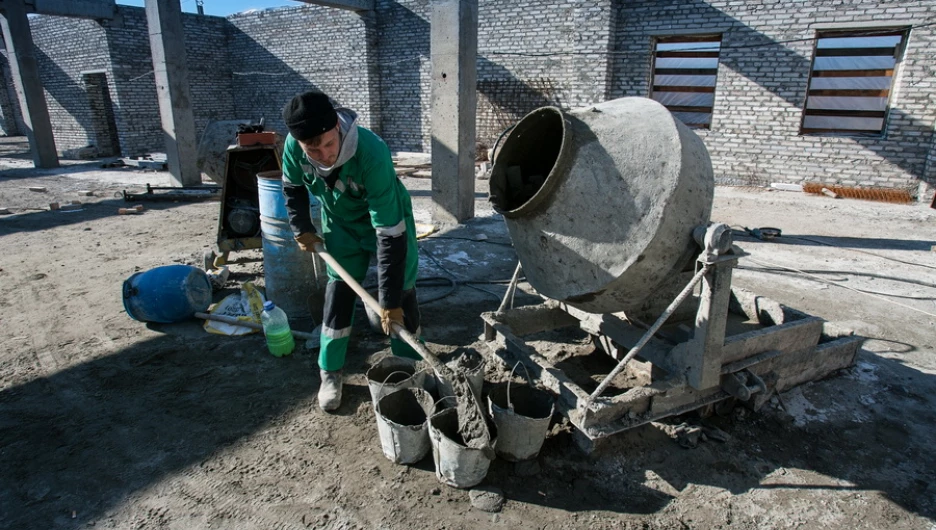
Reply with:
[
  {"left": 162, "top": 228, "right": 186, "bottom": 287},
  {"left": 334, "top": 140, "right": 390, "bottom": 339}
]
[{"left": 202, "top": 282, "right": 265, "bottom": 336}]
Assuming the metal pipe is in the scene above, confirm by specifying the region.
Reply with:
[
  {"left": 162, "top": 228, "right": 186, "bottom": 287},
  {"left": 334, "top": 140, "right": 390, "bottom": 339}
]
[
  {"left": 497, "top": 261, "right": 523, "bottom": 313},
  {"left": 194, "top": 312, "right": 319, "bottom": 341},
  {"left": 587, "top": 264, "right": 710, "bottom": 402}
]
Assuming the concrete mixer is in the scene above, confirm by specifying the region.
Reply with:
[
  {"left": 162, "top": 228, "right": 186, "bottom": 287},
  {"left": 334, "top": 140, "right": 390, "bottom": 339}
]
[{"left": 481, "top": 97, "right": 862, "bottom": 451}]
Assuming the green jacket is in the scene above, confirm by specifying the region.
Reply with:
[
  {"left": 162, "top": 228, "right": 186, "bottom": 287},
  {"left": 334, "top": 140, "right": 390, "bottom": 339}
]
[{"left": 281, "top": 126, "right": 418, "bottom": 309}]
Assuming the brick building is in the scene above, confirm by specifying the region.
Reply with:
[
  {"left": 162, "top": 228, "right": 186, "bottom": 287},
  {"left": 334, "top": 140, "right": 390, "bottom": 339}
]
[{"left": 1, "top": 0, "right": 933, "bottom": 200}]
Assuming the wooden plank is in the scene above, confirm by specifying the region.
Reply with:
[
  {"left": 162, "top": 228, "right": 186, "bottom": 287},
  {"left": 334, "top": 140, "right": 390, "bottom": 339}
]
[
  {"left": 665, "top": 105, "right": 713, "bottom": 114},
  {"left": 801, "top": 128, "right": 882, "bottom": 135},
  {"left": 558, "top": 304, "right": 678, "bottom": 375},
  {"left": 819, "top": 29, "right": 906, "bottom": 39},
  {"left": 689, "top": 265, "right": 733, "bottom": 390},
  {"left": 481, "top": 316, "right": 592, "bottom": 403},
  {"left": 808, "top": 89, "right": 889, "bottom": 97},
  {"left": 804, "top": 109, "right": 886, "bottom": 118},
  {"left": 812, "top": 69, "right": 893, "bottom": 77},
  {"left": 656, "top": 51, "right": 720, "bottom": 58},
  {"left": 816, "top": 47, "right": 897, "bottom": 57},
  {"left": 490, "top": 304, "right": 579, "bottom": 336},
  {"left": 652, "top": 85, "right": 716, "bottom": 93},
  {"left": 654, "top": 68, "right": 719, "bottom": 76},
  {"left": 754, "top": 335, "right": 862, "bottom": 393},
  {"left": 722, "top": 317, "right": 823, "bottom": 364},
  {"left": 658, "top": 34, "right": 722, "bottom": 43}
]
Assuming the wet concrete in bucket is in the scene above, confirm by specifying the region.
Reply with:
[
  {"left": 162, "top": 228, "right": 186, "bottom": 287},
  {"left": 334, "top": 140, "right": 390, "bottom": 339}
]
[{"left": 432, "top": 350, "right": 491, "bottom": 452}]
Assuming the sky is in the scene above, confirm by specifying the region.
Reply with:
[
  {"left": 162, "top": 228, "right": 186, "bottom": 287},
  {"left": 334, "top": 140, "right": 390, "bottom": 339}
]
[{"left": 116, "top": 0, "right": 299, "bottom": 17}]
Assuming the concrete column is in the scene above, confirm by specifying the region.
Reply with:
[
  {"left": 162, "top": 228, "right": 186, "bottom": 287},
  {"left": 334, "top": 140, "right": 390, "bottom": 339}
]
[
  {"left": 145, "top": 0, "right": 199, "bottom": 187},
  {"left": 572, "top": 0, "right": 615, "bottom": 104},
  {"left": 0, "top": 49, "right": 20, "bottom": 135},
  {"left": 0, "top": 0, "right": 59, "bottom": 168},
  {"left": 430, "top": 0, "right": 477, "bottom": 224}
]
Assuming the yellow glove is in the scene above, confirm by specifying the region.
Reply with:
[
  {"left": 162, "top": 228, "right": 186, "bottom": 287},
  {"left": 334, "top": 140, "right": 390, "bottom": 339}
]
[
  {"left": 294, "top": 232, "right": 323, "bottom": 252},
  {"left": 380, "top": 307, "right": 405, "bottom": 336}
]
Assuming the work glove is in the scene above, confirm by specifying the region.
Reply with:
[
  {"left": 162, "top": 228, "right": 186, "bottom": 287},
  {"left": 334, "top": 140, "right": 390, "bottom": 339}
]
[
  {"left": 294, "top": 232, "right": 323, "bottom": 252},
  {"left": 380, "top": 307, "right": 405, "bottom": 336}
]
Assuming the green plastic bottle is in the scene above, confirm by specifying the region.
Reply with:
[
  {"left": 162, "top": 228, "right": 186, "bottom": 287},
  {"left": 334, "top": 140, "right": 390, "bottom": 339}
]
[{"left": 260, "top": 301, "right": 294, "bottom": 357}]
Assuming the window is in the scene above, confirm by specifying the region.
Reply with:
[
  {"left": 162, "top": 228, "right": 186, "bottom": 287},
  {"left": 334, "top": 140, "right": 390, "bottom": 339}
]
[
  {"left": 650, "top": 35, "right": 721, "bottom": 129},
  {"left": 801, "top": 29, "right": 907, "bottom": 136}
]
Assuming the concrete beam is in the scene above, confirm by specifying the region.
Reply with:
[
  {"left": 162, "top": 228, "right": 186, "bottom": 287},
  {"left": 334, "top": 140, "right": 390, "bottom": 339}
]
[
  {"left": 0, "top": 0, "right": 116, "bottom": 19},
  {"left": 145, "top": 0, "right": 199, "bottom": 186},
  {"left": 293, "top": 0, "right": 373, "bottom": 12},
  {"left": 429, "top": 0, "right": 478, "bottom": 224},
  {"left": 0, "top": 0, "right": 58, "bottom": 168}
]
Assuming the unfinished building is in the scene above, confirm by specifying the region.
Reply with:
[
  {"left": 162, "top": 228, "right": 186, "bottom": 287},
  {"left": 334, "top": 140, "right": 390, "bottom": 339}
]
[{"left": 1, "top": 0, "right": 934, "bottom": 201}]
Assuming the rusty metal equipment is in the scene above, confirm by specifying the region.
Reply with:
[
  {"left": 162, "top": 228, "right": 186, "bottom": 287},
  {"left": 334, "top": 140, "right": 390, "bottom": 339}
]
[
  {"left": 480, "top": 98, "right": 863, "bottom": 451},
  {"left": 482, "top": 224, "right": 863, "bottom": 451},
  {"left": 205, "top": 141, "right": 281, "bottom": 269}
]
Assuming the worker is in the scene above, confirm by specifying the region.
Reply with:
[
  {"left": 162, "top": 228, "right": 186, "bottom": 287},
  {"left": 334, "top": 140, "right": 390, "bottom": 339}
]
[{"left": 280, "top": 91, "right": 421, "bottom": 412}]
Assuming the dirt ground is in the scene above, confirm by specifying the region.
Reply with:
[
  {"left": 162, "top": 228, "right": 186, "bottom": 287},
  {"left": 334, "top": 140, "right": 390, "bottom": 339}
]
[{"left": 1, "top": 135, "right": 935, "bottom": 530}]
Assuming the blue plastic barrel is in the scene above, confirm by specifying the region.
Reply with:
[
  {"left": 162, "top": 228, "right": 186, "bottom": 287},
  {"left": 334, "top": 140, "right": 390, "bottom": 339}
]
[
  {"left": 123, "top": 265, "right": 212, "bottom": 323},
  {"left": 257, "top": 170, "right": 326, "bottom": 325}
]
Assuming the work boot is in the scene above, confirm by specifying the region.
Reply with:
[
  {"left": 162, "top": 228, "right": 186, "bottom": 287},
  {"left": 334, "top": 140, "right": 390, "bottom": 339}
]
[{"left": 318, "top": 370, "right": 343, "bottom": 412}]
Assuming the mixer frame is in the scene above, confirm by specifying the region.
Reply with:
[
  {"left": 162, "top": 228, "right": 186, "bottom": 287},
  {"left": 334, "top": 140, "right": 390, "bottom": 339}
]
[{"left": 480, "top": 223, "right": 863, "bottom": 451}]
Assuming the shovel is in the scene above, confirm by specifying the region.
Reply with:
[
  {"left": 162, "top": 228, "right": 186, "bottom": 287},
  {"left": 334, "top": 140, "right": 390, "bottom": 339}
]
[{"left": 313, "top": 242, "right": 493, "bottom": 451}]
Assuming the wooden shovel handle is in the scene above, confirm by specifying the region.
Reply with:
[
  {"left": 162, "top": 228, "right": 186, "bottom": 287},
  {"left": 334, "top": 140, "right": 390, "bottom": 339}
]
[{"left": 313, "top": 243, "right": 442, "bottom": 369}]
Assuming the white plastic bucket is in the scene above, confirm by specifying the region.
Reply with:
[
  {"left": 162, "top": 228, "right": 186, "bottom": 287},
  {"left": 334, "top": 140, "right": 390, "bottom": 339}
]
[
  {"left": 375, "top": 388, "right": 433, "bottom": 465},
  {"left": 429, "top": 406, "right": 493, "bottom": 489}
]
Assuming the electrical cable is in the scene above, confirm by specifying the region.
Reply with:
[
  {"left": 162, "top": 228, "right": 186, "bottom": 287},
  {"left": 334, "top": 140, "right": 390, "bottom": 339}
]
[
  {"left": 418, "top": 246, "right": 517, "bottom": 302},
  {"left": 355, "top": 243, "right": 522, "bottom": 306},
  {"left": 736, "top": 265, "right": 936, "bottom": 300},
  {"left": 423, "top": 235, "right": 514, "bottom": 247},
  {"left": 743, "top": 256, "right": 936, "bottom": 319},
  {"left": 785, "top": 235, "right": 936, "bottom": 271},
  {"left": 733, "top": 228, "right": 936, "bottom": 272}
]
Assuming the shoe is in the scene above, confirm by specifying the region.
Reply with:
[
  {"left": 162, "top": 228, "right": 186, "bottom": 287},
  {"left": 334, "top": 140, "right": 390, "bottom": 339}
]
[{"left": 318, "top": 370, "right": 343, "bottom": 412}]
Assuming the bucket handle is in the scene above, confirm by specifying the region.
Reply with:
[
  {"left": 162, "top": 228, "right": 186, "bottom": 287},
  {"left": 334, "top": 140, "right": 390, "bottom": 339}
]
[
  {"left": 507, "top": 361, "right": 536, "bottom": 412},
  {"left": 374, "top": 370, "right": 417, "bottom": 416},
  {"left": 429, "top": 395, "right": 458, "bottom": 419}
]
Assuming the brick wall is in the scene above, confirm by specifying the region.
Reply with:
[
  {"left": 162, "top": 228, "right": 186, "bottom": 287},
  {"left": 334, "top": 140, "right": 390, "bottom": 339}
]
[
  {"left": 13, "top": 1, "right": 936, "bottom": 198},
  {"left": 183, "top": 13, "right": 236, "bottom": 145},
  {"left": 375, "top": 0, "right": 429, "bottom": 152},
  {"left": 611, "top": 0, "right": 936, "bottom": 195},
  {"left": 102, "top": 7, "right": 160, "bottom": 156},
  {"left": 375, "top": 0, "right": 615, "bottom": 152},
  {"left": 226, "top": 5, "right": 379, "bottom": 136},
  {"left": 16, "top": 7, "right": 234, "bottom": 157},
  {"left": 102, "top": 6, "right": 234, "bottom": 157},
  {"left": 29, "top": 15, "right": 111, "bottom": 153},
  {"left": 0, "top": 36, "right": 23, "bottom": 136}
]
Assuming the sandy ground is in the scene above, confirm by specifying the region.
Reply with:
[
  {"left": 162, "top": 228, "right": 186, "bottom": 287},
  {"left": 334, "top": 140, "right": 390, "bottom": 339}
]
[{"left": 1, "top": 135, "right": 935, "bottom": 530}]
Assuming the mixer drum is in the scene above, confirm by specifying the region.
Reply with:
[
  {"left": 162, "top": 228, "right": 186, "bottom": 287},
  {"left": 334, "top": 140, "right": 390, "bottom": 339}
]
[{"left": 489, "top": 97, "right": 714, "bottom": 314}]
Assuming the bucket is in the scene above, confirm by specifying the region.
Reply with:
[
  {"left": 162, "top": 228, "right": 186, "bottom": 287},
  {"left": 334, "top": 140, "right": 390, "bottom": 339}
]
[
  {"left": 374, "top": 387, "right": 433, "bottom": 464},
  {"left": 489, "top": 97, "right": 714, "bottom": 314},
  {"left": 256, "top": 171, "right": 327, "bottom": 325},
  {"left": 429, "top": 405, "right": 494, "bottom": 488},
  {"left": 122, "top": 265, "right": 212, "bottom": 323},
  {"left": 487, "top": 363, "right": 555, "bottom": 462},
  {"left": 366, "top": 356, "right": 427, "bottom": 403},
  {"left": 435, "top": 350, "right": 485, "bottom": 402}
]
